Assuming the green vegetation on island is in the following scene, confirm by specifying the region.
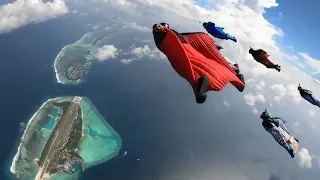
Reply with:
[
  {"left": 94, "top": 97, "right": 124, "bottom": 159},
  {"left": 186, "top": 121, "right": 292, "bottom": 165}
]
[{"left": 10, "top": 96, "right": 122, "bottom": 180}]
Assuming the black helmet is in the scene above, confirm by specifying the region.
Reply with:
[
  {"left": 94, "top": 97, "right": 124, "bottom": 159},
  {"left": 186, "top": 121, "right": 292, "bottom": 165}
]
[
  {"left": 260, "top": 109, "right": 270, "bottom": 119},
  {"left": 203, "top": 22, "right": 208, "bottom": 28},
  {"left": 298, "top": 84, "right": 302, "bottom": 91},
  {"left": 249, "top": 47, "right": 253, "bottom": 54},
  {"left": 160, "top": 22, "right": 169, "bottom": 28}
]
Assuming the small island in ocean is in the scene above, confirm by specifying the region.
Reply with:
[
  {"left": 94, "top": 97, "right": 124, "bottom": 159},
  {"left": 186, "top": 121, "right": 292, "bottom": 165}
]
[
  {"left": 54, "top": 27, "right": 118, "bottom": 85},
  {"left": 10, "top": 96, "right": 122, "bottom": 180}
]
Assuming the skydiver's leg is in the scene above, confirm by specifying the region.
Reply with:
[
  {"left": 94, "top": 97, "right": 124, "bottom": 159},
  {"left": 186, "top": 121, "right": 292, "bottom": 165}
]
[
  {"left": 195, "top": 76, "right": 209, "bottom": 104},
  {"left": 237, "top": 74, "right": 245, "bottom": 86},
  {"left": 290, "top": 149, "right": 295, "bottom": 158},
  {"left": 232, "top": 63, "right": 245, "bottom": 85},
  {"left": 309, "top": 95, "right": 318, "bottom": 105}
]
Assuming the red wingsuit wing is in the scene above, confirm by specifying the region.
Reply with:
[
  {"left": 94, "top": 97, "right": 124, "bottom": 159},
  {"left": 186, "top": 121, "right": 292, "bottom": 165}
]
[
  {"left": 156, "top": 27, "right": 244, "bottom": 92},
  {"left": 181, "top": 32, "right": 245, "bottom": 90}
]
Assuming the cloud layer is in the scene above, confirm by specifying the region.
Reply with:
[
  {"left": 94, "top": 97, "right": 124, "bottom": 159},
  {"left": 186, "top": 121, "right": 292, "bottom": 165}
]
[
  {"left": 0, "top": 0, "right": 69, "bottom": 33},
  {"left": 95, "top": 45, "right": 119, "bottom": 61}
]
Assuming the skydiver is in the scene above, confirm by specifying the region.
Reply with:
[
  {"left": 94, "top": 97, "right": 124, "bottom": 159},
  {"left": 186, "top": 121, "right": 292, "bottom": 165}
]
[
  {"left": 298, "top": 84, "right": 320, "bottom": 107},
  {"left": 152, "top": 23, "right": 245, "bottom": 104},
  {"left": 249, "top": 47, "right": 281, "bottom": 72},
  {"left": 202, "top": 22, "right": 237, "bottom": 42},
  {"left": 260, "top": 109, "right": 299, "bottom": 158}
]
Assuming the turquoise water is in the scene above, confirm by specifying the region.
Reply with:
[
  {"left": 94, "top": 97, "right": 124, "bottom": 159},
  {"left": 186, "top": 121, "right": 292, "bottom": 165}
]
[
  {"left": 83, "top": 125, "right": 119, "bottom": 141},
  {"left": 36, "top": 107, "right": 61, "bottom": 132},
  {"left": 73, "top": 162, "right": 83, "bottom": 174},
  {"left": 79, "top": 97, "right": 122, "bottom": 168}
]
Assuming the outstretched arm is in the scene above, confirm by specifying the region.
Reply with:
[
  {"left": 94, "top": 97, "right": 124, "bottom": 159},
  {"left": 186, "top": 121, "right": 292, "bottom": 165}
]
[{"left": 216, "top": 44, "right": 223, "bottom": 50}]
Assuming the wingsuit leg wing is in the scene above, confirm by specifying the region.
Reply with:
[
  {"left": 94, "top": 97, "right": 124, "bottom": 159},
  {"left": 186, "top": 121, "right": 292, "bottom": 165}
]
[
  {"left": 181, "top": 32, "right": 245, "bottom": 92},
  {"left": 266, "top": 119, "right": 299, "bottom": 158},
  {"left": 250, "top": 49, "right": 281, "bottom": 72},
  {"left": 302, "top": 94, "right": 320, "bottom": 107},
  {"left": 257, "top": 57, "right": 281, "bottom": 72},
  {"left": 267, "top": 126, "right": 299, "bottom": 158}
]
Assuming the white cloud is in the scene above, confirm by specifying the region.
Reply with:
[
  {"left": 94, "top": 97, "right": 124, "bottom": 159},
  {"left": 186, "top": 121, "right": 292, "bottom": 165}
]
[
  {"left": 296, "top": 148, "right": 312, "bottom": 169},
  {"left": 308, "top": 109, "right": 316, "bottom": 118},
  {"left": 292, "top": 55, "right": 298, "bottom": 60},
  {"left": 256, "top": 81, "right": 266, "bottom": 91},
  {"left": 244, "top": 92, "right": 266, "bottom": 106},
  {"left": 126, "top": 22, "right": 150, "bottom": 32},
  {"left": 252, "top": 106, "right": 258, "bottom": 114},
  {"left": 120, "top": 45, "right": 166, "bottom": 64},
  {"left": 223, "top": 100, "right": 229, "bottom": 107},
  {"left": 298, "top": 63, "right": 305, "bottom": 69},
  {"left": 292, "top": 121, "right": 300, "bottom": 133},
  {"left": 0, "top": 0, "right": 69, "bottom": 33},
  {"left": 94, "top": 45, "right": 118, "bottom": 61},
  {"left": 298, "top": 52, "right": 320, "bottom": 72},
  {"left": 270, "top": 84, "right": 301, "bottom": 104}
]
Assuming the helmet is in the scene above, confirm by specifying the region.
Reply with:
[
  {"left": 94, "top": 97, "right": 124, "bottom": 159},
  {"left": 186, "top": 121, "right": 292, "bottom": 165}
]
[
  {"left": 260, "top": 109, "right": 270, "bottom": 119},
  {"left": 298, "top": 84, "right": 302, "bottom": 91},
  {"left": 249, "top": 47, "right": 253, "bottom": 54},
  {"left": 203, "top": 22, "right": 208, "bottom": 28},
  {"left": 160, "top": 22, "right": 169, "bottom": 28}
]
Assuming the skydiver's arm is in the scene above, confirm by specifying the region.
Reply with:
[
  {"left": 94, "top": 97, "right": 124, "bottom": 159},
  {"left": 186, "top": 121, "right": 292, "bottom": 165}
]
[
  {"left": 304, "top": 89, "right": 313, "bottom": 95},
  {"left": 216, "top": 45, "right": 223, "bottom": 50},
  {"left": 266, "top": 52, "right": 270, "bottom": 57},
  {"left": 270, "top": 119, "right": 279, "bottom": 127},
  {"left": 262, "top": 121, "right": 268, "bottom": 130},
  {"left": 258, "top": 50, "right": 269, "bottom": 57}
]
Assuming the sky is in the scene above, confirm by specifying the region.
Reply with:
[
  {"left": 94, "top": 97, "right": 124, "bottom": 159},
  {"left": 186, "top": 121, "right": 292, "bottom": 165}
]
[{"left": 2, "top": 0, "right": 320, "bottom": 180}]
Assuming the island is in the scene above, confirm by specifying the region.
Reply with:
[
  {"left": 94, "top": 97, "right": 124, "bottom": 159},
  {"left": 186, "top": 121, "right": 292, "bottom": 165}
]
[
  {"left": 54, "top": 28, "right": 118, "bottom": 85},
  {"left": 10, "top": 96, "right": 122, "bottom": 180}
]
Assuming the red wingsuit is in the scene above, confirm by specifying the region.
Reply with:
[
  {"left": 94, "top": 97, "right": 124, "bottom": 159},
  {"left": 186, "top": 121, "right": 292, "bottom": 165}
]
[
  {"left": 249, "top": 48, "right": 281, "bottom": 72},
  {"left": 153, "top": 26, "right": 245, "bottom": 92}
]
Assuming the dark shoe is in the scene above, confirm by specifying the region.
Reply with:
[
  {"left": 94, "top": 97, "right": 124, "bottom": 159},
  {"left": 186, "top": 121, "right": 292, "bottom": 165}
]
[
  {"left": 236, "top": 74, "right": 245, "bottom": 92},
  {"left": 195, "top": 76, "right": 209, "bottom": 104},
  {"left": 295, "top": 138, "right": 299, "bottom": 143},
  {"left": 290, "top": 149, "right": 295, "bottom": 158},
  {"left": 237, "top": 73, "right": 245, "bottom": 83}
]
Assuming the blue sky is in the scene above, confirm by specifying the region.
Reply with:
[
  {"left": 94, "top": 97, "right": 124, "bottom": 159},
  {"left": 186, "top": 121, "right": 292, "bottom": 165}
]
[{"left": 265, "top": 0, "right": 320, "bottom": 59}]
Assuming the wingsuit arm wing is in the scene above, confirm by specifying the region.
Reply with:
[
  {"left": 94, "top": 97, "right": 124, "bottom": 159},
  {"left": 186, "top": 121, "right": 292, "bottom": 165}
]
[
  {"left": 160, "top": 27, "right": 196, "bottom": 85},
  {"left": 216, "top": 26, "right": 224, "bottom": 30},
  {"left": 181, "top": 32, "right": 245, "bottom": 91},
  {"left": 304, "top": 89, "right": 313, "bottom": 95},
  {"left": 270, "top": 118, "right": 280, "bottom": 127}
]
